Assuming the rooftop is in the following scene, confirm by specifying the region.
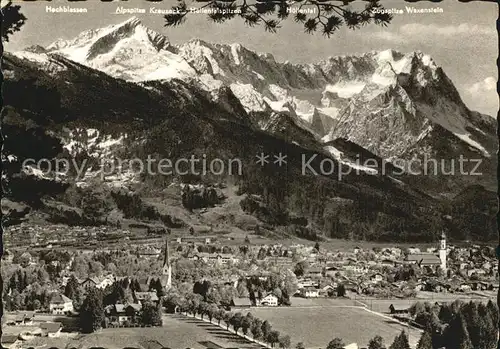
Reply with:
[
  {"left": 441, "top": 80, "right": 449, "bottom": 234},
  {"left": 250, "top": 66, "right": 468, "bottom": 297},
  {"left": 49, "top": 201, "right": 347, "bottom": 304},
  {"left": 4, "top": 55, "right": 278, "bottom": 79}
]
[
  {"left": 406, "top": 253, "right": 441, "bottom": 264},
  {"left": 40, "top": 322, "right": 63, "bottom": 333},
  {"left": 50, "top": 293, "right": 72, "bottom": 304}
]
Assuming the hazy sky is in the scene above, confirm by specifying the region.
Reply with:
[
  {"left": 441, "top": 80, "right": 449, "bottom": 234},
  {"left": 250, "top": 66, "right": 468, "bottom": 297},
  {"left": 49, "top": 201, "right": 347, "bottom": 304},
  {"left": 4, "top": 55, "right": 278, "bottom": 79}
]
[{"left": 5, "top": 0, "right": 498, "bottom": 116}]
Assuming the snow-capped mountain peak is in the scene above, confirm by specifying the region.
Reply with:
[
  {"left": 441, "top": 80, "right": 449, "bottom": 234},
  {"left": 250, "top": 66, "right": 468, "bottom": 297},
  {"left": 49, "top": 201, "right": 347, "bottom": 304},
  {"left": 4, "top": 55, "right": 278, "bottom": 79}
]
[
  {"left": 11, "top": 19, "right": 494, "bottom": 163},
  {"left": 45, "top": 17, "right": 196, "bottom": 81}
]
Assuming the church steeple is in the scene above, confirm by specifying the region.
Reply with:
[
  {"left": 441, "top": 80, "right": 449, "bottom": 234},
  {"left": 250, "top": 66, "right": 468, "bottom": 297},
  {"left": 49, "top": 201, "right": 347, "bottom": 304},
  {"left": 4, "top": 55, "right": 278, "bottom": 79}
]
[
  {"left": 439, "top": 231, "right": 447, "bottom": 272},
  {"left": 161, "top": 237, "right": 172, "bottom": 289}
]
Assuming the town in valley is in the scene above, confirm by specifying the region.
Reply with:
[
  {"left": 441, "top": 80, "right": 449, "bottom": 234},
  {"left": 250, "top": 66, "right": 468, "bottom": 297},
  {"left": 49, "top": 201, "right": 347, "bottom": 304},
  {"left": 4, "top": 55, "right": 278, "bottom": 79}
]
[{"left": 2, "top": 217, "right": 498, "bottom": 349}]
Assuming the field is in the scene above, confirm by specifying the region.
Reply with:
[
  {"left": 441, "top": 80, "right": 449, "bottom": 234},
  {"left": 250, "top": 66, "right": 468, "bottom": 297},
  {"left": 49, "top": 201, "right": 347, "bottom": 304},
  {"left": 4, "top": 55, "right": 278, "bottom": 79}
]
[
  {"left": 249, "top": 306, "right": 422, "bottom": 348},
  {"left": 20, "top": 314, "right": 265, "bottom": 349},
  {"left": 354, "top": 293, "right": 496, "bottom": 314}
]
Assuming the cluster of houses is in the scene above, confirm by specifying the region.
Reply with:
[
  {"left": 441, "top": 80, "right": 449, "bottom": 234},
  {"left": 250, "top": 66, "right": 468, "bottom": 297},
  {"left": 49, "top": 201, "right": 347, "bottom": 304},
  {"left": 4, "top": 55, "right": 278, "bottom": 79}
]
[
  {"left": 246, "top": 237, "right": 499, "bottom": 300},
  {"left": 60, "top": 275, "right": 116, "bottom": 291},
  {"left": 187, "top": 252, "right": 239, "bottom": 265},
  {"left": 231, "top": 293, "right": 280, "bottom": 308},
  {"left": 104, "top": 303, "right": 143, "bottom": 327},
  {"left": 5, "top": 290, "right": 163, "bottom": 347},
  {"left": 3, "top": 223, "right": 132, "bottom": 250},
  {"left": 3, "top": 312, "right": 64, "bottom": 349}
]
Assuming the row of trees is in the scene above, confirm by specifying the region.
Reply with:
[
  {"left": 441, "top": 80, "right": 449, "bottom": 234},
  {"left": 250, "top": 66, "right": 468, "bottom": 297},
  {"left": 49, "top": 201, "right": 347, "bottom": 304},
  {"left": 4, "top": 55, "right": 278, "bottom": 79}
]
[{"left": 166, "top": 291, "right": 291, "bottom": 348}]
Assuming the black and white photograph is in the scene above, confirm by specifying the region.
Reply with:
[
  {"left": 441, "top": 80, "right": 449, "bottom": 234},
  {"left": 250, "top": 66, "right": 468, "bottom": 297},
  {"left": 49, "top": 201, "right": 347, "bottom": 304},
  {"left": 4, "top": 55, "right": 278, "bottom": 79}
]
[{"left": 1, "top": 0, "right": 498, "bottom": 348}]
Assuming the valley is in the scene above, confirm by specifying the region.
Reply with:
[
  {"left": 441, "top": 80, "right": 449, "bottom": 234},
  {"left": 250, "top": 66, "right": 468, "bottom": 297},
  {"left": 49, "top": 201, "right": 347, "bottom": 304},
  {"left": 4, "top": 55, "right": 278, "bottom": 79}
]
[{"left": 1, "top": 11, "right": 498, "bottom": 349}]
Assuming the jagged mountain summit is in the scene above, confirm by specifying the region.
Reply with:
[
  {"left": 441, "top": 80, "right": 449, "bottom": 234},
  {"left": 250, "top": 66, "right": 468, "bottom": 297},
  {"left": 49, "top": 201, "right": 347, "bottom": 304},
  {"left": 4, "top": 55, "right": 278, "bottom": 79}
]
[
  {"left": 13, "top": 17, "right": 497, "bottom": 192},
  {"left": 46, "top": 17, "right": 195, "bottom": 81}
]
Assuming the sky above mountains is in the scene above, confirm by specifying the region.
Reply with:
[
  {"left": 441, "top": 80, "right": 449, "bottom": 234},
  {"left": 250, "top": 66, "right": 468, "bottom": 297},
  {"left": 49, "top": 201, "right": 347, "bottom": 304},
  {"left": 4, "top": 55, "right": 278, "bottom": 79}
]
[{"left": 6, "top": 0, "right": 497, "bottom": 117}]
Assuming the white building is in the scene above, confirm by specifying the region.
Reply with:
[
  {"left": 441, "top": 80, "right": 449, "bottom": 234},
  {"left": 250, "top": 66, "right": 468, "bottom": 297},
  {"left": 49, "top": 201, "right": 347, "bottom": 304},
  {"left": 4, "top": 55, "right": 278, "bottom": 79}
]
[
  {"left": 344, "top": 343, "right": 358, "bottom": 349},
  {"left": 257, "top": 294, "right": 278, "bottom": 307},
  {"left": 190, "top": 252, "right": 239, "bottom": 265},
  {"left": 439, "top": 232, "right": 447, "bottom": 272},
  {"left": 49, "top": 293, "right": 74, "bottom": 315},
  {"left": 300, "top": 287, "right": 320, "bottom": 298}
]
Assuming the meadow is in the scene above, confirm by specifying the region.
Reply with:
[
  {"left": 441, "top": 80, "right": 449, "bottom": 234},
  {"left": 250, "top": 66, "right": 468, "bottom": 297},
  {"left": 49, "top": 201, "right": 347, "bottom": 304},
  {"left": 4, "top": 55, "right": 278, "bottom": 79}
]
[
  {"left": 250, "top": 305, "right": 422, "bottom": 348},
  {"left": 21, "top": 314, "right": 264, "bottom": 349}
]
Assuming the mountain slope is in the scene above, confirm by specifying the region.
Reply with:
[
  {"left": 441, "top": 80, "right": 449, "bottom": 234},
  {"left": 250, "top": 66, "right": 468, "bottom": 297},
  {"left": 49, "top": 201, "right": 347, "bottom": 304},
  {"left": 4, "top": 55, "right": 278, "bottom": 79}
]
[
  {"left": 4, "top": 18, "right": 497, "bottom": 242},
  {"left": 3, "top": 50, "right": 465, "bottom": 242},
  {"left": 29, "top": 18, "right": 495, "bottom": 185}
]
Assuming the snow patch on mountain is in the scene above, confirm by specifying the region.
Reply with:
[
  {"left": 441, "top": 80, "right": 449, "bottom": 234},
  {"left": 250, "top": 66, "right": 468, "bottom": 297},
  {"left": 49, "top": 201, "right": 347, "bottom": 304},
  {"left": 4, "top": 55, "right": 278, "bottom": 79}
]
[
  {"left": 229, "top": 83, "right": 268, "bottom": 112},
  {"left": 324, "top": 145, "right": 378, "bottom": 175},
  {"left": 198, "top": 74, "right": 225, "bottom": 99},
  {"left": 318, "top": 107, "right": 340, "bottom": 119},
  {"left": 231, "top": 43, "right": 241, "bottom": 65},
  {"left": 324, "top": 145, "right": 344, "bottom": 159},
  {"left": 62, "top": 128, "right": 126, "bottom": 159},
  {"left": 324, "top": 82, "right": 366, "bottom": 98},
  {"left": 178, "top": 39, "right": 225, "bottom": 76},
  {"left": 253, "top": 71, "right": 265, "bottom": 80},
  {"left": 12, "top": 51, "right": 68, "bottom": 73},
  {"left": 293, "top": 99, "right": 316, "bottom": 123},
  {"left": 417, "top": 103, "right": 490, "bottom": 157},
  {"left": 268, "top": 84, "right": 289, "bottom": 101}
]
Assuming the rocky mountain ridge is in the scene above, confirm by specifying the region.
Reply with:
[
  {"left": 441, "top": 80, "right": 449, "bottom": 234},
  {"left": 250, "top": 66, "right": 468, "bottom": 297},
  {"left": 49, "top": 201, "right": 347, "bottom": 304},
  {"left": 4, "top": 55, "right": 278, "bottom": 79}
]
[
  {"left": 16, "top": 17, "right": 495, "bottom": 170},
  {"left": 3, "top": 18, "right": 497, "bottom": 242}
]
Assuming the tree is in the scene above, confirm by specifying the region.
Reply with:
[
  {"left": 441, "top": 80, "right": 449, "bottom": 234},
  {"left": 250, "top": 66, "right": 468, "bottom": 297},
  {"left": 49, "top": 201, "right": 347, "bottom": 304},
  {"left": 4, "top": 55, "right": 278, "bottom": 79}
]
[
  {"left": 409, "top": 301, "right": 426, "bottom": 317},
  {"left": 141, "top": 301, "right": 163, "bottom": 327},
  {"left": 72, "top": 286, "right": 86, "bottom": 312},
  {"left": 279, "top": 334, "right": 291, "bottom": 349},
  {"left": 214, "top": 308, "right": 225, "bottom": 326},
  {"left": 241, "top": 313, "right": 253, "bottom": 336},
  {"left": 251, "top": 318, "right": 263, "bottom": 340},
  {"left": 442, "top": 313, "right": 472, "bottom": 349},
  {"left": 1, "top": 0, "right": 26, "bottom": 42},
  {"left": 230, "top": 312, "right": 244, "bottom": 334},
  {"left": 186, "top": 293, "right": 202, "bottom": 316},
  {"left": 237, "top": 282, "right": 249, "bottom": 298},
  {"left": 486, "top": 299, "right": 498, "bottom": 326},
  {"left": 33, "top": 299, "right": 42, "bottom": 311},
  {"left": 267, "top": 330, "right": 281, "bottom": 347},
  {"left": 416, "top": 331, "right": 432, "bottom": 349},
  {"left": 261, "top": 320, "right": 272, "bottom": 339},
  {"left": 326, "top": 338, "right": 345, "bottom": 349},
  {"left": 64, "top": 275, "right": 79, "bottom": 300},
  {"left": 206, "top": 303, "right": 218, "bottom": 323},
  {"left": 368, "top": 335, "right": 384, "bottom": 349},
  {"left": 389, "top": 331, "right": 410, "bottom": 349},
  {"left": 293, "top": 261, "right": 308, "bottom": 277},
  {"left": 163, "top": 291, "right": 181, "bottom": 313},
  {"left": 223, "top": 311, "right": 233, "bottom": 330},
  {"left": 477, "top": 302, "right": 497, "bottom": 349},
  {"left": 296, "top": 342, "right": 306, "bottom": 349},
  {"left": 198, "top": 301, "right": 209, "bottom": 320},
  {"left": 80, "top": 186, "right": 113, "bottom": 221},
  {"left": 461, "top": 302, "right": 481, "bottom": 348},
  {"left": 337, "top": 283, "right": 346, "bottom": 297},
  {"left": 164, "top": 0, "right": 393, "bottom": 38},
  {"left": 79, "top": 288, "right": 104, "bottom": 333}
]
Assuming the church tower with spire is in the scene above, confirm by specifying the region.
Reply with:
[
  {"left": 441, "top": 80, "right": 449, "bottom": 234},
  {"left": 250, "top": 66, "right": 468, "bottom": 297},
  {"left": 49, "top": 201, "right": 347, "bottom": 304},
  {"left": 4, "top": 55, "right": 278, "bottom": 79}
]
[
  {"left": 439, "top": 231, "right": 447, "bottom": 272},
  {"left": 161, "top": 237, "right": 172, "bottom": 290}
]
